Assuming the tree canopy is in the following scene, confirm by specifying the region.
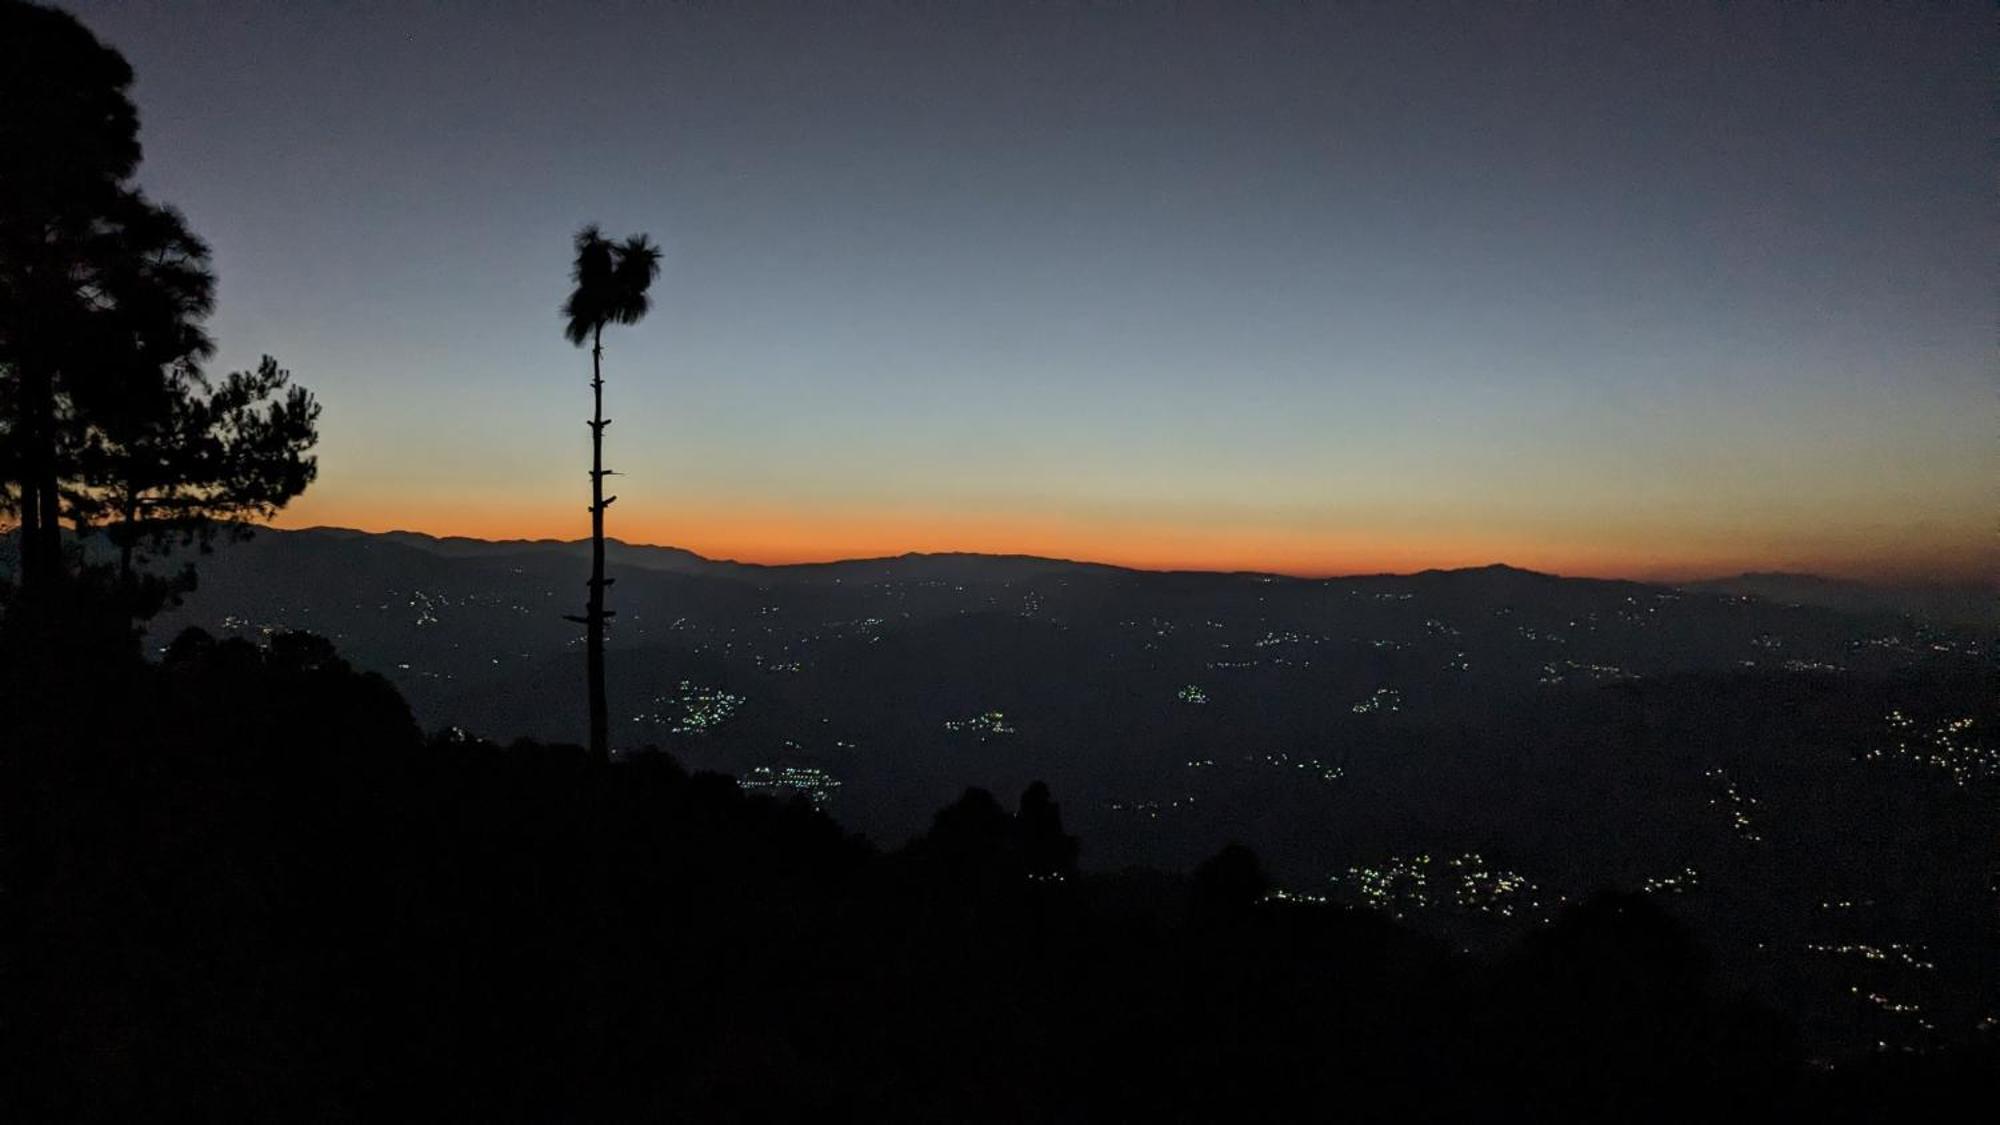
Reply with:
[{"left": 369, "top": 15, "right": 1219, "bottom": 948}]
[{"left": 562, "top": 225, "right": 663, "bottom": 346}]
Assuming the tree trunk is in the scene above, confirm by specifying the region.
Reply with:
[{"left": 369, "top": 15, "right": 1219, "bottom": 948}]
[
  {"left": 18, "top": 476, "right": 41, "bottom": 591},
  {"left": 118, "top": 485, "right": 138, "bottom": 588},
  {"left": 585, "top": 323, "right": 610, "bottom": 761},
  {"left": 35, "top": 459, "right": 60, "bottom": 579},
  {"left": 16, "top": 362, "right": 61, "bottom": 592}
]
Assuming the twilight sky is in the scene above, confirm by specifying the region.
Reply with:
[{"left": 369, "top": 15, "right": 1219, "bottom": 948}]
[{"left": 68, "top": 1, "right": 1994, "bottom": 580}]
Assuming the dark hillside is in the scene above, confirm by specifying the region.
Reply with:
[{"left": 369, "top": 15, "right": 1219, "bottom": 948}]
[{"left": 6, "top": 620, "right": 1993, "bottom": 1120}]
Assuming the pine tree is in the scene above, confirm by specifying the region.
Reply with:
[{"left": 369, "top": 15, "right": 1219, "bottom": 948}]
[{"left": 0, "top": 2, "right": 320, "bottom": 612}]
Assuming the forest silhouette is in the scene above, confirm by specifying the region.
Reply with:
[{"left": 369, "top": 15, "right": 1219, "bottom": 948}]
[
  {"left": 2, "top": 2, "right": 1994, "bottom": 1120},
  {"left": 12, "top": 608, "right": 1996, "bottom": 1120}
]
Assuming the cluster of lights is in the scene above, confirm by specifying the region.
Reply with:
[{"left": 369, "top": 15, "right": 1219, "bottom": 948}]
[
  {"left": 634, "top": 680, "right": 744, "bottom": 734},
  {"left": 1854, "top": 990, "right": 1918, "bottom": 1013},
  {"left": 1108, "top": 795, "right": 1195, "bottom": 820},
  {"left": 1642, "top": 867, "right": 1700, "bottom": 894},
  {"left": 1850, "top": 632, "right": 1977, "bottom": 658},
  {"left": 1252, "top": 750, "right": 1344, "bottom": 782},
  {"left": 943, "top": 710, "right": 1015, "bottom": 736},
  {"left": 1537, "top": 659, "right": 1631, "bottom": 686},
  {"left": 1331, "top": 852, "right": 1544, "bottom": 922},
  {"left": 739, "top": 765, "right": 842, "bottom": 807},
  {"left": 1351, "top": 687, "right": 1401, "bottom": 714},
  {"left": 1444, "top": 853, "right": 1538, "bottom": 918},
  {"left": 1177, "top": 684, "right": 1209, "bottom": 705},
  {"left": 1851, "top": 988, "right": 1933, "bottom": 1033},
  {"left": 1335, "top": 854, "right": 1432, "bottom": 917},
  {"left": 820, "top": 615, "right": 889, "bottom": 644},
  {"left": 1871, "top": 712, "right": 1992, "bottom": 787},
  {"left": 1807, "top": 943, "right": 1936, "bottom": 971},
  {"left": 1614, "top": 594, "right": 1667, "bottom": 625},
  {"left": 1704, "top": 767, "right": 1763, "bottom": 842},
  {"left": 397, "top": 588, "right": 447, "bottom": 627}
]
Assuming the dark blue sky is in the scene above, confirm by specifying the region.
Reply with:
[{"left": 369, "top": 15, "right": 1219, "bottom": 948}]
[{"left": 67, "top": 1, "right": 1994, "bottom": 578}]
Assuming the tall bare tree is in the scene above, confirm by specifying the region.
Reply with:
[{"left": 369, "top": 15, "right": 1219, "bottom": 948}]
[{"left": 561, "top": 225, "right": 660, "bottom": 761}]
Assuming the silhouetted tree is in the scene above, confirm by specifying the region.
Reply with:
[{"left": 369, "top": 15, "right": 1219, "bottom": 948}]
[
  {"left": 1190, "top": 841, "right": 1270, "bottom": 922},
  {"left": 923, "top": 786, "right": 1014, "bottom": 878},
  {"left": 1016, "top": 780, "right": 1079, "bottom": 879},
  {"left": 0, "top": 1, "right": 317, "bottom": 610},
  {"left": 0, "top": 0, "right": 140, "bottom": 589},
  {"left": 560, "top": 225, "right": 661, "bottom": 760},
  {"left": 78, "top": 354, "right": 319, "bottom": 605}
]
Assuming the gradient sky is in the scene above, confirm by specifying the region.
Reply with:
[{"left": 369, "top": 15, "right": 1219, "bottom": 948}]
[{"left": 66, "top": 1, "right": 1995, "bottom": 580}]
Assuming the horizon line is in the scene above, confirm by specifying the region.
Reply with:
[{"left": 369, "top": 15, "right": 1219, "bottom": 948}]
[{"left": 278, "top": 523, "right": 1991, "bottom": 591}]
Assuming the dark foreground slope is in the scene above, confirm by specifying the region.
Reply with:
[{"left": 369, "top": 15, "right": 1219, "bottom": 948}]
[
  {"left": 114, "top": 526, "right": 2000, "bottom": 1064},
  {"left": 4, "top": 618, "right": 1993, "bottom": 1121}
]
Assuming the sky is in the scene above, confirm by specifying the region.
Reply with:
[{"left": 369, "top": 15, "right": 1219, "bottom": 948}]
[{"left": 67, "top": 0, "right": 1995, "bottom": 581}]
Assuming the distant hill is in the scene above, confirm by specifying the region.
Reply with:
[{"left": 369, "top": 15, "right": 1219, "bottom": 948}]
[
  {"left": 302, "top": 526, "right": 1121, "bottom": 584},
  {"left": 1686, "top": 571, "right": 1997, "bottom": 629},
  {"left": 15, "top": 527, "right": 1987, "bottom": 630},
  {"left": 321, "top": 527, "right": 716, "bottom": 573},
  {"left": 133, "top": 528, "right": 1988, "bottom": 766}
]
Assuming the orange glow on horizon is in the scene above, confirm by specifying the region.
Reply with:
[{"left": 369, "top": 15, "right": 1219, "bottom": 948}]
[{"left": 271, "top": 494, "right": 1993, "bottom": 586}]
